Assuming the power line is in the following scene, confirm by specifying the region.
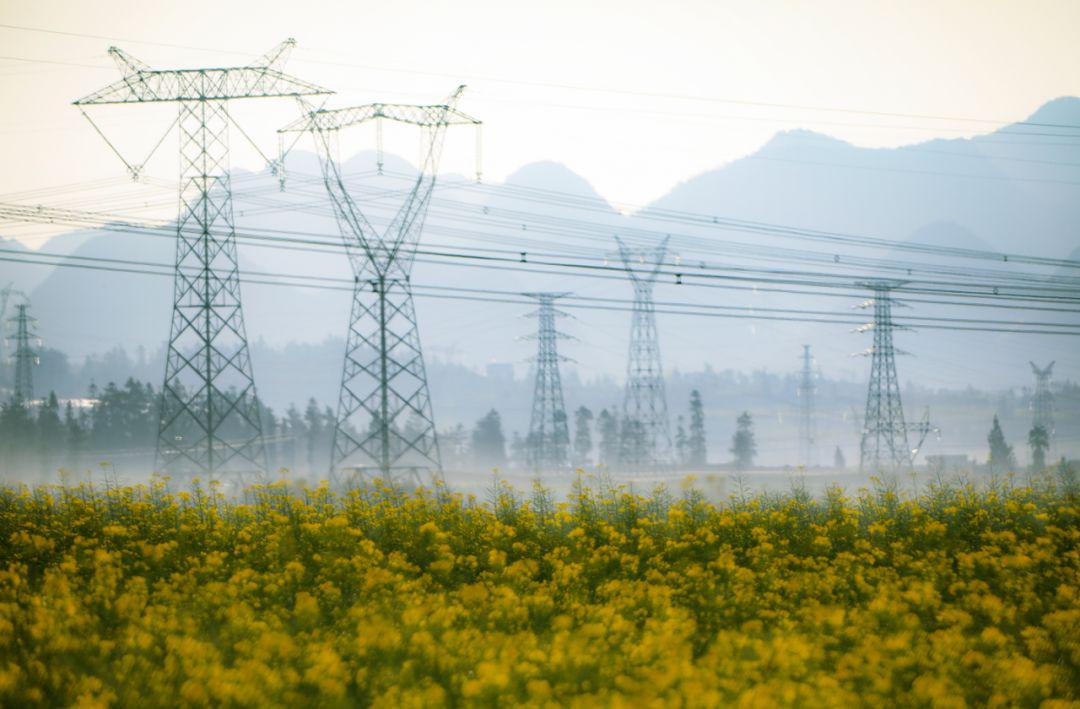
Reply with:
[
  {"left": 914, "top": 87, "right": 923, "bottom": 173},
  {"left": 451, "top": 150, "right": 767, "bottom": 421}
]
[
  {"left": 4, "top": 200, "right": 1080, "bottom": 310},
  {"left": 5, "top": 21, "right": 1080, "bottom": 134},
  {"left": 3, "top": 251, "right": 1079, "bottom": 336},
  {"left": 6, "top": 185, "right": 1080, "bottom": 296}
]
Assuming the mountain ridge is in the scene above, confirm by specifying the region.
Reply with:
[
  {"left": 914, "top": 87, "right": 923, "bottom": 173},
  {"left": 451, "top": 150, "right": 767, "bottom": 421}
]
[{"left": 2, "top": 96, "right": 1077, "bottom": 392}]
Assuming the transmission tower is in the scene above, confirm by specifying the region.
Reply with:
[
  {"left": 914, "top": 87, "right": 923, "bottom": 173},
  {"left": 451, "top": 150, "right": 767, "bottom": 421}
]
[
  {"left": 855, "top": 281, "right": 912, "bottom": 473},
  {"left": 1030, "top": 361, "right": 1055, "bottom": 443},
  {"left": 279, "top": 88, "right": 480, "bottom": 486},
  {"left": 75, "top": 40, "right": 332, "bottom": 478},
  {"left": 523, "top": 293, "right": 573, "bottom": 473},
  {"left": 615, "top": 236, "right": 673, "bottom": 471},
  {"left": 8, "top": 303, "right": 36, "bottom": 403},
  {"left": 797, "top": 344, "right": 818, "bottom": 467},
  {"left": 0, "top": 284, "right": 25, "bottom": 389}
]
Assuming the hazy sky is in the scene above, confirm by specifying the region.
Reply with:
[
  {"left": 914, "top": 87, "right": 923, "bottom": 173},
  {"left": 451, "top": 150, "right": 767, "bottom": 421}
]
[{"left": 2, "top": 0, "right": 1079, "bottom": 215}]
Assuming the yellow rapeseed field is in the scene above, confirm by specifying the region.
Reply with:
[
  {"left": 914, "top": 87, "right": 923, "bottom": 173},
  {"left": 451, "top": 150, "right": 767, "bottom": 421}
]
[{"left": 0, "top": 473, "right": 1078, "bottom": 707}]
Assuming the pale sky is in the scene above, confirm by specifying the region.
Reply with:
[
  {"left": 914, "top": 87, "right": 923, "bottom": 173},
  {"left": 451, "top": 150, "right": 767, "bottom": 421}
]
[{"left": 2, "top": 0, "right": 1079, "bottom": 216}]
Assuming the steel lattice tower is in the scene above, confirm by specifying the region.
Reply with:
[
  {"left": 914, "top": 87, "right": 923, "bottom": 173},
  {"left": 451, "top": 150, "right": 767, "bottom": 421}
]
[
  {"left": 523, "top": 293, "right": 573, "bottom": 473},
  {"left": 75, "top": 41, "right": 332, "bottom": 478},
  {"left": 1030, "top": 361, "right": 1055, "bottom": 442},
  {"left": 856, "top": 281, "right": 912, "bottom": 473},
  {"left": 0, "top": 284, "right": 24, "bottom": 389},
  {"left": 8, "top": 303, "right": 36, "bottom": 402},
  {"left": 797, "top": 344, "right": 817, "bottom": 467},
  {"left": 615, "top": 236, "right": 673, "bottom": 471},
  {"left": 279, "top": 89, "right": 480, "bottom": 486}
]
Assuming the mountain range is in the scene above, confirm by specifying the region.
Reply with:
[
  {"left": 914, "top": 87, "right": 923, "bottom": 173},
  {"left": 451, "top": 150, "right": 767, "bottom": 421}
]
[{"left": 2, "top": 97, "right": 1079, "bottom": 409}]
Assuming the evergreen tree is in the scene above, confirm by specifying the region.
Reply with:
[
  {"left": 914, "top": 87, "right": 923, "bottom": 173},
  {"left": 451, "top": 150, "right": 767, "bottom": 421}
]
[
  {"left": 675, "top": 415, "right": 687, "bottom": 466},
  {"left": 730, "top": 411, "right": 756, "bottom": 470},
  {"left": 64, "top": 401, "right": 85, "bottom": 469},
  {"left": 257, "top": 399, "right": 280, "bottom": 471},
  {"left": 303, "top": 398, "right": 323, "bottom": 472},
  {"left": 553, "top": 410, "right": 570, "bottom": 462},
  {"left": 284, "top": 404, "right": 306, "bottom": 473},
  {"left": 1028, "top": 425, "right": 1049, "bottom": 472},
  {"left": 987, "top": 415, "right": 1015, "bottom": 474},
  {"left": 619, "top": 417, "right": 647, "bottom": 469},
  {"left": 834, "top": 446, "right": 846, "bottom": 470},
  {"left": 572, "top": 405, "right": 594, "bottom": 468},
  {"left": 0, "top": 397, "right": 34, "bottom": 475},
  {"left": 36, "top": 392, "right": 64, "bottom": 474},
  {"left": 597, "top": 408, "right": 619, "bottom": 468},
  {"left": 87, "top": 379, "right": 156, "bottom": 452},
  {"left": 471, "top": 409, "right": 507, "bottom": 469},
  {"left": 687, "top": 389, "right": 706, "bottom": 466},
  {"left": 321, "top": 405, "right": 336, "bottom": 472}
]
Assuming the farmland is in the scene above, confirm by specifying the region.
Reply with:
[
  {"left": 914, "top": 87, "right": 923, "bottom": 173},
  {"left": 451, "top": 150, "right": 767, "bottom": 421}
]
[{"left": 1, "top": 472, "right": 1078, "bottom": 707}]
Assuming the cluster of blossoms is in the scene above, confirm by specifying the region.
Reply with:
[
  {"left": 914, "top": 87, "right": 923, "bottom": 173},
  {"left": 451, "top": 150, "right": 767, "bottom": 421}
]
[{"left": 0, "top": 472, "right": 1077, "bottom": 706}]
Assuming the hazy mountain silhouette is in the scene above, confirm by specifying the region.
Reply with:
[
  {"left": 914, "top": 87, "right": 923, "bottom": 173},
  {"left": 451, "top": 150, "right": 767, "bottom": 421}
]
[
  {"left": 648, "top": 98, "right": 1080, "bottom": 257},
  {"left": 4, "top": 98, "right": 1078, "bottom": 394}
]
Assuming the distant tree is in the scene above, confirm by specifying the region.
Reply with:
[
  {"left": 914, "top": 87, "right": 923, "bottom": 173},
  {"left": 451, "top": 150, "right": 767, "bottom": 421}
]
[
  {"left": 303, "top": 398, "right": 324, "bottom": 472},
  {"left": 255, "top": 397, "right": 281, "bottom": 470},
  {"left": 687, "top": 390, "right": 707, "bottom": 466},
  {"left": 619, "top": 417, "right": 647, "bottom": 469},
  {"left": 553, "top": 410, "right": 570, "bottom": 463},
  {"left": 87, "top": 379, "right": 156, "bottom": 452},
  {"left": 572, "top": 406, "right": 594, "bottom": 468},
  {"left": 987, "top": 415, "right": 1015, "bottom": 474},
  {"left": 36, "top": 392, "right": 64, "bottom": 474},
  {"left": 472, "top": 409, "right": 507, "bottom": 469},
  {"left": 1028, "top": 425, "right": 1049, "bottom": 472},
  {"left": 833, "top": 446, "right": 846, "bottom": 470},
  {"left": 597, "top": 409, "right": 619, "bottom": 467},
  {"left": 0, "top": 397, "right": 33, "bottom": 474},
  {"left": 675, "top": 415, "right": 687, "bottom": 466},
  {"left": 284, "top": 404, "right": 306, "bottom": 473},
  {"left": 64, "top": 401, "right": 86, "bottom": 469},
  {"left": 730, "top": 411, "right": 756, "bottom": 470}
]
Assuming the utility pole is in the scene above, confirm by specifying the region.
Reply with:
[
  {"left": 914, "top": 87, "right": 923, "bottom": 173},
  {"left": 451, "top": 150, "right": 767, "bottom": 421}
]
[
  {"left": 75, "top": 40, "right": 331, "bottom": 478},
  {"left": 855, "top": 281, "right": 912, "bottom": 473},
  {"left": 615, "top": 236, "right": 673, "bottom": 472},
  {"left": 797, "top": 344, "right": 817, "bottom": 468},
  {"left": 523, "top": 293, "right": 573, "bottom": 474},
  {"left": 8, "top": 302, "right": 36, "bottom": 403},
  {"left": 279, "top": 88, "right": 480, "bottom": 486},
  {"left": 1030, "top": 361, "right": 1055, "bottom": 447}
]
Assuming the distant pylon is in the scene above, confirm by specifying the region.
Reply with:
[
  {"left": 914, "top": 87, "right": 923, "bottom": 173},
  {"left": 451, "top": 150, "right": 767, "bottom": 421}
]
[
  {"left": 523, "top": 293, "right": 573, "bottom": 473},
  {"left": 1030, "top": 361, "right": 1055, "bottom": 445},
  {"left": 797, "top": 344, "right": 817, "bottom": 467},
  {"left": 75, "top": 40, "right": 332, "bottom": 478},
  {"left": 0, "top": 283, "right": 25, "bottom": 389},
  {"left": 279, "top": 87, "right": 480, "bottom": 486},
  {"left": 8, "top": 302, "right": 36, "bottom": 402},
  {"left": 856, "top": 281, "right": 912, "bottom": 473},
  {"left": 614, "top": 236, "right": 673, "bottom": 471}
]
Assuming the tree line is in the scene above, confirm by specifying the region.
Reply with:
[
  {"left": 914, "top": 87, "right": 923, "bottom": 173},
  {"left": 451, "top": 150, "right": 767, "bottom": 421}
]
[{"left": 0, "top": 377, "right": 1061, "bottom": 478}]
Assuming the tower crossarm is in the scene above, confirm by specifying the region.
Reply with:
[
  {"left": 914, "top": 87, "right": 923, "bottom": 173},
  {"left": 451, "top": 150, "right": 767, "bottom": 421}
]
[
  {"left": 613, "top": 236, "right": 672, "bottom": 286},
  {"left": 1030, "top": 361, "right": 1055, "bottom": 379},
  {"left": 278, "top": 102, "right": 480, "bottom": 133},
  {"left": 74, "top": 42, "right": 332, "bottom": 105},
  {"left": 281, "top": 88, "right": 479, "bottom": 279}
]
